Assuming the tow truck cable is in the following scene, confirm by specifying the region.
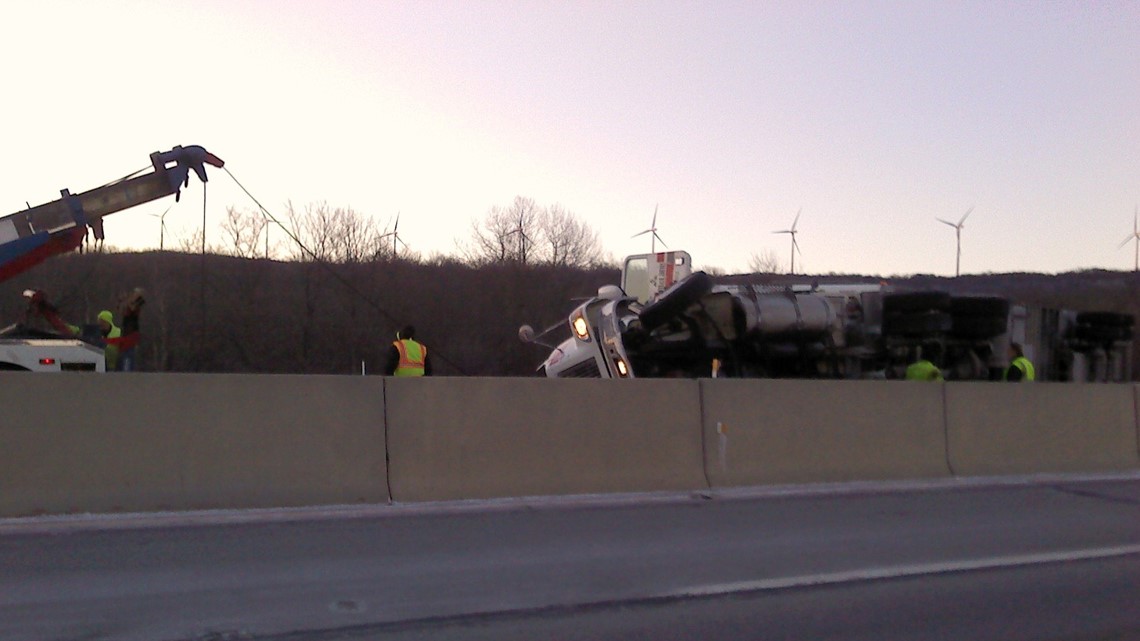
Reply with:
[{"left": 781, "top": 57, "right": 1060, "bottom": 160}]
[{"left": 220, "top": 166, "right": 469, "bottom": 375}]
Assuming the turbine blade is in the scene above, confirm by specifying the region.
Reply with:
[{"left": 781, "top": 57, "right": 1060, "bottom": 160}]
[
  {"left": 959, "top": 206, "right": 974, "bottom": 225},
  {"left": 773, "top": 230, "right": 791, "bottom": 235},
  {"left": 1119, "top": 236, "right": 1134, "bottom": 249},
  {"left": 791, "top": 208, "right": 801, "bottom": 231},
  {"left": 936, "top": 218, "right": 957, "bottom": 227},
  {"left": 652, "top": 204, "right": 658, "bottom": 227},
  {"left": 655, "top": 232, "right": 668, "bottom": 248},
  {"left": 632, "top": 229, "right": 652, "bottom": 238}
]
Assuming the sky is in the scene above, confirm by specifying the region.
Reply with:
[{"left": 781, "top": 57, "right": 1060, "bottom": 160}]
[{"left": 1, "top": 0, "right": 1138, "bottom": 276}]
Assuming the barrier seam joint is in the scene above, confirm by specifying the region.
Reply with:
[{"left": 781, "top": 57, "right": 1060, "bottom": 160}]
[
  {"left": 698, "top": 380, "right": 714, "bottom": 491},
  {"left": 941, "top": 383, "right": 956, "bottom": 476}
]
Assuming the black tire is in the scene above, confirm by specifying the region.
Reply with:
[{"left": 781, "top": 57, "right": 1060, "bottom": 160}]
[
  {"left": 638, "top": 271, "right": 714, "bottom": 331},
  {"left": 950, "top": 315, "right": 1008, "bottom": 340},
  {"left": 882, "top": 311, "right": 952, "bottom": 337},
  {"left": 950, "top": 296, "right": 1010, "bottom": 319},
  {"left": 1074, "top": 323, "right": 1132, "bottom": 343},
  {"left": 882, "top": 291, "right": 951, "bottom": 314},
  {"left": 1075, "top": 311, "right": 1134, "bottom": 328}
]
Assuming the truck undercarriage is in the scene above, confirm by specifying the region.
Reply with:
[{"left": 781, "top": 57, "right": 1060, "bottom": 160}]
[{"left": 524, "top": 251, "right": 1134, "bottom": 383}]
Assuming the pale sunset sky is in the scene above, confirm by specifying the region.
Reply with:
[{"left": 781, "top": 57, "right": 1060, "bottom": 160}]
[{"left": 1, "top": 1, "right": 1137, "bottom": 276}]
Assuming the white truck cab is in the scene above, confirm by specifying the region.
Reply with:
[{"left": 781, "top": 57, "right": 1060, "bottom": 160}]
[
  {"left": 0, "top": 336, "right": 105, "bottom": 372},
  {"left": 530, "top": 251, "right": 694, "bottom": 378}
]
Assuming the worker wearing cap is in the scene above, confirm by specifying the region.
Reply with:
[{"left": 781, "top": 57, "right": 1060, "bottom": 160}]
[
  {"left": 385, "top": 325, "right": 432, "bottom": 376},
  {"left": 31, "top": 292, "right": 139, "bottom": 372},
  {"left": 94, "top": 310, "right": 123, "bottom": 371},
  {"left": 1004, "top": 343, "right": 1035, "bottom": 382}
]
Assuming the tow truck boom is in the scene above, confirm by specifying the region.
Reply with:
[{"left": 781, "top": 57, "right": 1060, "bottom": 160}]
[{"left": 0, "top": 145, "right": 224, "bottom": 282}]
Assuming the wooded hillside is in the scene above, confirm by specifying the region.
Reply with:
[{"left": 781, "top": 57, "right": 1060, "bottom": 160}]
[{"left": 2, "top": 251, "right": 1137, "bottom": 376}]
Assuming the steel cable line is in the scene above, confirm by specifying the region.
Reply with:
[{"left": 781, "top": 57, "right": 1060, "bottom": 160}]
[{"left": 220, "top": 166, "right": 468, "bottom": 375}]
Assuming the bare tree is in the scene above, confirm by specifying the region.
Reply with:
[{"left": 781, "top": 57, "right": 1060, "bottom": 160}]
[
  {"left": 219, "top": 206, "right": 269, "bottom": 259},
  {"left": 465, "top": 197, "right": 602, "bottom": 267},
  {"left": 177, "top": 228, "right": 205, "bottom": 254},
  {"left": 749, "top": 249, "right": 782, "bottom": 274},
  {"left": 465, "top": 196, "right": 541, "bottom": 265},
  {"left": 539, "top": 203, "right": 604, "bottom": 268},
  {"left": 286, "top": 202, "right": 389, "bottom": 263}
]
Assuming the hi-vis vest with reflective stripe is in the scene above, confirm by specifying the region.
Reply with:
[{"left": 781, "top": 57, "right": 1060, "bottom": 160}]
[
  {"left": 393, "top": 339, "right": 426, "bottom": 376},
  {"left": 905, "top": 359, "right": 943, "bottom": 381},
  {"left": 1006, "top": 356, "right": 1036, "bottom": 381}
]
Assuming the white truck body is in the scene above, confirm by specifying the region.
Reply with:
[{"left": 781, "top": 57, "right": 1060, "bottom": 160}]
[{"left": 0, "top": 337, "right": 105, "bottom": 372}]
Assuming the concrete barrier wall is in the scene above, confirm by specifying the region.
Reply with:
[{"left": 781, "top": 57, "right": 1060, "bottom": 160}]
[
  {"left": 384, "top": 377, "right": 707, "bottom": 502},
  {"left": 699, "top": 380, "right": 951, "bottom": 487},
  {"left": 4, "top": 374, "right": 1139, "bottom": 518},
  {"left": 945, "top": 383, "right": 1140, "bottom": 476},
  {"left": 0, "top": 374, "right": 388, "bottom": 517}
]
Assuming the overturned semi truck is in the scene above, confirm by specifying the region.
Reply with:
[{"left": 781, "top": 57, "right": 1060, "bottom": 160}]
[{"left": 520, "top": 251, "right": 1134, "bottom": 382}]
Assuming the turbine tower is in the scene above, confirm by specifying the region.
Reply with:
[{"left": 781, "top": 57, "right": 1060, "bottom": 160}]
[
  {"left": 381, "top": 212, "right": 408, "bottom": 257},
  {"left": 772, "top": 209, "right": 802, "bottom": 275},
  {"left": 1118, "top": 206, "right": 1140, "bottom": 272},
  {"left": 632, "top": 204, "right": 667, "bottom": 253},
  {"left": 148, "top": 205, "right": 172, "bottom": 251},
  {"left": 936, "top": 206, "right": 973, "bottom": 277}
]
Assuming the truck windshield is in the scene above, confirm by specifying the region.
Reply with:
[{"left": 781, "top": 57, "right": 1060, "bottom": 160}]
[{"left": 621, "top": 251, "right": 692, "bottom": 304}]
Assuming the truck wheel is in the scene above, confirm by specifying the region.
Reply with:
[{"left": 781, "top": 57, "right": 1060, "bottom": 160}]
[
  {"left": 1075, "top": 323, "right": 1132, "bottom": 343},
  {"left": 882, "top": 291, "right": 951, "bottom": 314},
  {"left": 1075, "top": 311, "right": 1134, "bottom": 327},
  {"left": 882, "top": 311, "right": 952, "bottom": 337},
  {"left": 950, "top": 296, "right": 1010, "bottom": 319},
  {"left": 950, "top": 315, "right": 1008, "bottom": 340},
  {"left": 638, "top": 271, "right": 714, "bottom": 331}
]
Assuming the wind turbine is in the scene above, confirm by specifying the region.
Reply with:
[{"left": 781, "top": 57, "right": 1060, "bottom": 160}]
[
  {"left": 936, "top": 206, "right": 973, "bottom": 277},
  {"left": 148, "top": 205, "right": 172, "bottom": 251},
  {"left": 1118, "top": 206, "right": 1140, "bottom": 272},
  {"left": 381, "top": 212, "right": 408, "bottom": 257},
  {"left": 631, "top": 204, "right": 667, "bottom": 253},
  {"left": 772, "top": 208, "right": 802, "bottom": 275},
  {"left": 506, "top": 224, "right": 532, "bottom": 263}
]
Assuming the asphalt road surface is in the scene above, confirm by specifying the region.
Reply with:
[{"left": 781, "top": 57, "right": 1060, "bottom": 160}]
[{"left": 2, "top": 476, "right": 1139, "bottom": 641}]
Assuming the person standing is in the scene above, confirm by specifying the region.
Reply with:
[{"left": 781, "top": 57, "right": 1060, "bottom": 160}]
[
  {"left": 111, "top": 288, "right": 145, "bottom": 371},
  {"left": 1004, "top": 342, "right": 1035, "bottom": 382},
  {"left": 905, "top": 342, "right": 944, "bottom": 381},
  {"left": 28, "top": 289, "right": 141, "bottom": 372},
  {"left": 94, "top": 310, "right": 123, "bottom": 371},
  {"left": 385, "top": 325, "right": 431, "bottom": 376}
]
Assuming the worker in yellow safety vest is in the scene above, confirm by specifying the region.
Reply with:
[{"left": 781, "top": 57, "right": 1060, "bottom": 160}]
[
  {"left": 905, "top": 342, "right": 944, "bottom": 382},
  {"left": 1003, "top": 342, "right": 1035, "bottom": 382},
  {"left": 385, "top": 325, "right": 431, "bottom": 376}
]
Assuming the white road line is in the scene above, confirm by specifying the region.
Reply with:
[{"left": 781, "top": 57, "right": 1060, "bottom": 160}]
[{"left": 667, "top": 544, "right": 1140, "bottom": 599}]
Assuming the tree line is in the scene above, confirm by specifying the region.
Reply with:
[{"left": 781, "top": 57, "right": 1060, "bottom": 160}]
[
  {"left": 202, "top": 196, "right": 608, "bottom": 269},
  {"left": 2, "top": 197, "right": 1138, "bottom": 376},
  {"left": 0, "top": 249, "right": 619, "bottom": 375}
]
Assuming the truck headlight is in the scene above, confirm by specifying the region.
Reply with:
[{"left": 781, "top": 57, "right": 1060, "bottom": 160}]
[
  {"left": 614, "top": 358, "right": 629, "bottom": 377},
  {"left": 572, "top": 314, "right": 591, "bottom": 341}
]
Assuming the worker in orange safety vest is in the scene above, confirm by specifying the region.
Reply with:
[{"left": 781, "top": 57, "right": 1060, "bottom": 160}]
[{"left": 385, "top": 325, "right": 431, "bottom": 376}]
